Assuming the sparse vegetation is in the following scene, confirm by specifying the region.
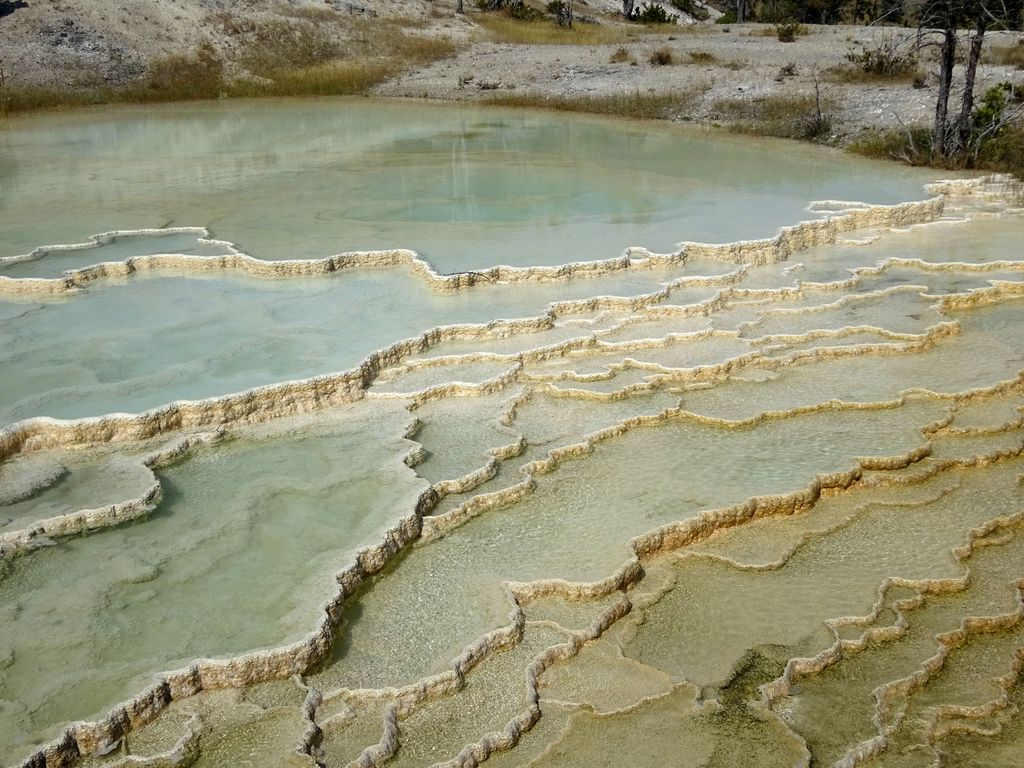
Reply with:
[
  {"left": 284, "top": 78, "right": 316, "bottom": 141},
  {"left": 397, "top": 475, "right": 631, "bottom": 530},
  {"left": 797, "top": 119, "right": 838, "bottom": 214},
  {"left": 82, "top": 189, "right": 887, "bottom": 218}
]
[
  {"left": 775, "top": 22, "right": 804, "bottom": 43},
  {"left": 610, "top": 46, "right": 633, "bottom": 63},
  {"left": 475, "top": 13, "right": 635, "bottom": 44},
  {"left": 0, "top": 17, "right": 459, "bottom": 113},
  {"left": 848, "top": 128, "right": 934, "bottom": 164},
  {"left": 688, "top": 50, "right": 716, "bottom": 62},
  {"left": 650, "top": 46, "right": 675, "bottom": 65},
  {"left": 988, "top": 40, "right": 1024, "bottom": 69},
  {"left": 850, "top": 82, "right": 1024, "bottom": 177},
  {"left": 234, "top": 20, "right": 343, "bottom": 76},
  {"left": 714, "top": 92, "right": 836, "bottom": 140},
  {"left": 234, "top": 20, "right": 457, "bottom": 97},
  {"left": 485, "top": 88, "right": 707, "bottom": 119},
  {"left": 826, "top": 36, "right": 918, "bottom": 82},
  {"left": 146, "top": 42, "right": 225, "bottom": 99},
  {"left": 800, "top": 74, "right": 834, "bottom": 139}
]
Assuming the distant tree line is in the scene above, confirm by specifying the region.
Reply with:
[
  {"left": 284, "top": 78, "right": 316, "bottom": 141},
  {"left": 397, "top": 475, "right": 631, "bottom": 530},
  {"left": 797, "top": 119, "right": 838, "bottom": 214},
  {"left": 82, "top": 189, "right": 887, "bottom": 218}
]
[{"left": 719, "top": 0, "right": 1020, "bottom": 25}]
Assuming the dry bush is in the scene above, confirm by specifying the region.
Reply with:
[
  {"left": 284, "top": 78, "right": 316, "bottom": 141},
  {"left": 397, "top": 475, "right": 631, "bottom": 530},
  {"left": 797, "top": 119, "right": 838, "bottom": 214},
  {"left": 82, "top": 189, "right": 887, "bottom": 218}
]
[
  {"left": 688, "top": 50, "right": 715, "bottom": 62},
  {"left": 826, "top": 37, "right": 918, "bottom": 83},
  {"left": 775, "top": 22, "right": 804, "bottom": 43},
  {"left": 649, "top": 46, "right": 674, "bottom": 65},
  {"left": 610, "top": 46, "right": 633, "bottom": 63}
]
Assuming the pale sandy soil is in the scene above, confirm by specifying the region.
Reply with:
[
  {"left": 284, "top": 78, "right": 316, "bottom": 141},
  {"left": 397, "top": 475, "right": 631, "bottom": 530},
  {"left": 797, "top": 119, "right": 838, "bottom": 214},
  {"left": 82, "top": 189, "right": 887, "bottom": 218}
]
[
  {"left": 0, "top": 0, "right": 1021, "bottom": 141},
  {"left": 376, "top": 22, "right": 1024, "bottom": 139}
]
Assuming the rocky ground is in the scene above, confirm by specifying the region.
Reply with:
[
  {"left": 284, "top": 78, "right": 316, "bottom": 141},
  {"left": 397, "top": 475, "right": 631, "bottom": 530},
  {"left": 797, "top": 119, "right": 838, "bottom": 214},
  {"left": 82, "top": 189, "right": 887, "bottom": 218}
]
[
  {"left": 0, "top": 0, "right": 1022, "bottom": 142},
  {"left": 375, "top": 22, "right": 1024, "bottom": 139}
]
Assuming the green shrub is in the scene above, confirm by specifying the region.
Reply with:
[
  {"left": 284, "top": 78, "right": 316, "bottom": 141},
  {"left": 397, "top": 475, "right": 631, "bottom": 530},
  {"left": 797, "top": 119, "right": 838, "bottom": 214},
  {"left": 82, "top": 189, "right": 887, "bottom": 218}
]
[
  {"left": 775, "top": 22, "right": 804, "bottom": 42},
  {"left": 633, "top": 3, "right": 675, "bottom": 24},
  {"left": 978, "top": 123, "right": 1024, "bottom": 176},
  {"left": 716, "top": 10, "right": 737, "bottom": 23},
  {"left": 669, "top": 0, "right": 710, "bottom": 20},
  {"left": 973, "top": 84, "right": 1008, "bottom": 134},
  {"left": 843, "top": 38, "right": 916, "bottom": 78}
]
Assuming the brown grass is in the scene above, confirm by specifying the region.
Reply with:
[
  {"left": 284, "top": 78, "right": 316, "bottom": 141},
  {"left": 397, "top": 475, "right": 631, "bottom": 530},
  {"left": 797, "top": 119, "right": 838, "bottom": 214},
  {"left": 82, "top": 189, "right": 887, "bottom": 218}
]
[
  {"left": 649, "top": 46, "right": 675, "bottom": 65},
  {"left": 1, "top": 17, "right": 460, "bottom": 113},
  {"left": 987, "top": 41, "right": 1024, "bottom": 69},
  {"left": 484, "top": 88, "right": 707, "bottom": 120},
  {"left": 237, "top": 24, "right": 457, "bottom": 97},
  {"left": 714, "top": 93, "right": 835, "bottom": 139},
  {"left": 823, "top": 65, "right": 919, "bottom": 84},
  {"left": 474, "top": 14, "right": 655, "bottom": 45}
]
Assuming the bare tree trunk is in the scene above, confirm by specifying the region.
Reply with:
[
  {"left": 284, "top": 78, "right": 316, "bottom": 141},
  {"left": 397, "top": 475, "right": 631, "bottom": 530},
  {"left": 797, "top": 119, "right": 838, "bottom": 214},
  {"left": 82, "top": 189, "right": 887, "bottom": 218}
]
[
  {"left": 457, "top": 0, "right": 464, "bottom": 13},
  {"left": 623, "top": 0, "right": 635, "bottom": 18},
  {"left": 567, "top": 0, "right": 573, "bottom": 27},
  {"left": 955, "top": 16, "right": 987, "bottom": 152},
  {"left": 737, "top": 0, "right": 748, "bottom": 22},
  {"left": 932, "top": 25, "right": 957, "bottom": 157}
]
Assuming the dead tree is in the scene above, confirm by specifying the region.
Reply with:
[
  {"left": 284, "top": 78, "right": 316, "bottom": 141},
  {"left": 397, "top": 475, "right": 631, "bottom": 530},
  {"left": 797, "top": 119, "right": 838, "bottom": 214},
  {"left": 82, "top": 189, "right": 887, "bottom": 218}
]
[{"left": 920, "top": 0, "right": 1017, "bottom": 160}]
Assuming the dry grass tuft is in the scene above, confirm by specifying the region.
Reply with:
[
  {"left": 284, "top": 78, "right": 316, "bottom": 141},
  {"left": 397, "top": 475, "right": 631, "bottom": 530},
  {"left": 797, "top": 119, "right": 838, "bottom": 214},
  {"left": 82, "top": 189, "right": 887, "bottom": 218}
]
[
  {"left": 714, "top": 93, "right": 835, "bottom": 139},
  {"left": 610, "top": 46, "right": 633, "bottom": 63},
  {"left": 649, "top": 46, "right": 675, "bottom": 65},
  {"left": 474, "top": 14, "right": 655, "bottom": 45}
]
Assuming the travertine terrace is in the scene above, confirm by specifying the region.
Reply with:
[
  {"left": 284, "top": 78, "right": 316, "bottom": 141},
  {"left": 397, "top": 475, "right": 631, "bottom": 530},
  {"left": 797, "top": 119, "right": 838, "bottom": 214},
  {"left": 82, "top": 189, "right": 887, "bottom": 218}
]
[{"left": 1, "top": 101, "right": 1023, "bottom": 768}]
